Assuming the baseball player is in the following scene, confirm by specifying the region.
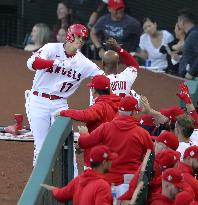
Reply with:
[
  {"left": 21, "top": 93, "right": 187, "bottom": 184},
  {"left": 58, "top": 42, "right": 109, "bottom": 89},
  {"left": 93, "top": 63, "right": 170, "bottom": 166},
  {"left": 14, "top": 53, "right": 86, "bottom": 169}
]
[
  {"left": 90, "top": 38, "right": 139, "bottom": 105},
  {"left": 26, "top": 24, "right": 103, "bottom": 166}
]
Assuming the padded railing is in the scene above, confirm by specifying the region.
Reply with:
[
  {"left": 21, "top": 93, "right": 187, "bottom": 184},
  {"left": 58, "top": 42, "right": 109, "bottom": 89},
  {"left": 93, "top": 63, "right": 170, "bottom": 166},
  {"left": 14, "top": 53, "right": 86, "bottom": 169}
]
[{"left": 18, "top": 116, "right": 74, "bottom": 205}]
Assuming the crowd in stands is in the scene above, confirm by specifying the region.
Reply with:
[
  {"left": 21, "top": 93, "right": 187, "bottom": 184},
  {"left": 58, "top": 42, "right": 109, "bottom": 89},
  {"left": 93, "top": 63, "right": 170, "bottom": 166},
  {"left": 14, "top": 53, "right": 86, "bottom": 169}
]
[
  {"left": 18, "top": 0, "right": 198, "bottom": 204},
  {"left": 22, "top": 0, "right": 198, "bottom": 79}
]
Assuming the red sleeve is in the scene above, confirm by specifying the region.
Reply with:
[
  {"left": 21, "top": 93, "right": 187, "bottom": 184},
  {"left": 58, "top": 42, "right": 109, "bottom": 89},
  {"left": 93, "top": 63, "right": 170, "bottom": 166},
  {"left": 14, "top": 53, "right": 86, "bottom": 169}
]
[
  {"left": 189, "top": 110, "right": 198, "bottom": 128},
  {"left": 78, "top": 124, "right": 104, "bottom": 149},
  {"left": 60, "top": 104, "right": 103, "bottom": 123},
  {"left": 117, "top": 48, "right": 139, "bottom": 69},
  {"left": 32, "top": 57, "right": 54, "bottom": 70},
  {"left": 52, "top": 178, "right": 77, "bottom": 202}
]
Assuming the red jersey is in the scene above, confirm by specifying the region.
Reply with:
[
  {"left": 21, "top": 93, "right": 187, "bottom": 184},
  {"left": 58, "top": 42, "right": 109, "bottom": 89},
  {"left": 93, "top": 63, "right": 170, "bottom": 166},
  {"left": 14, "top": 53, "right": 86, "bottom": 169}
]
[{"left": 52, "top": 169, "right": 112, "bottom": 205}]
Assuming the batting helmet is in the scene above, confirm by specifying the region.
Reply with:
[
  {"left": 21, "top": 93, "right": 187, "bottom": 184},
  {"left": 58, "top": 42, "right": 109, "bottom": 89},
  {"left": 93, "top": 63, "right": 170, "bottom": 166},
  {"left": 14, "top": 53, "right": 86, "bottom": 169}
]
[{"left": 66, "top": 24, "right": 89, "bottom": 43}]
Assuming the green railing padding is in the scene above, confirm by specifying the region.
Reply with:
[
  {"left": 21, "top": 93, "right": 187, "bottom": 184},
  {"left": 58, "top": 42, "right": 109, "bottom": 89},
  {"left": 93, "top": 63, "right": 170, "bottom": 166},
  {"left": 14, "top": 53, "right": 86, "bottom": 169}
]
[{"left": 18, "top": 116, "right": 73, "bottom": 205}]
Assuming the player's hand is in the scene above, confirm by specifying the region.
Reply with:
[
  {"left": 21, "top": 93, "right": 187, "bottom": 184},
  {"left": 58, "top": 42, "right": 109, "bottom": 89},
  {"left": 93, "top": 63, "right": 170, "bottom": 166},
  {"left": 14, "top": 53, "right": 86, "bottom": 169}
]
[
  {"left": 140, "top": 96, "right": 152, "bottom": 114},
  {"left": 105, "top": 38, "right": 121, "bottom": 50},
  {"left": 176, "top": 83, "right": 192, "bottom": 104},
  {"left": 40, "top": 184, "right": 55, "bottom": 191},
  {"left": 78, "top": 126, "right": 89, "bottom": 134}
]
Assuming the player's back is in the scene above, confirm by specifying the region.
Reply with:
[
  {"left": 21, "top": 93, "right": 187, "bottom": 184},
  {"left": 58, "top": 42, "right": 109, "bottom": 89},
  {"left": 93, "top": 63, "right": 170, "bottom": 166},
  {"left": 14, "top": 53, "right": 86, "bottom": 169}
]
[{"left": 108, "top": 66, "right": 137, "bottom": 97}]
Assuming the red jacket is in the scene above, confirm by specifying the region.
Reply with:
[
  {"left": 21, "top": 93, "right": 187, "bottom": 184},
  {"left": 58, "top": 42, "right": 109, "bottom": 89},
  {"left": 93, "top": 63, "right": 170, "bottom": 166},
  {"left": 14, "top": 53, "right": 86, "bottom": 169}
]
[
  {"left": 52, "top": 169, "right": 113, "bottom": 205},
  {"left": 60, "top": 94, "right": 120, "bottom": 132},
  {"left": 78, "top": 115, "right": 154, "bottom": 185},
  {"left": 177, "top": 162, "right": 198, "bottom": 200}
]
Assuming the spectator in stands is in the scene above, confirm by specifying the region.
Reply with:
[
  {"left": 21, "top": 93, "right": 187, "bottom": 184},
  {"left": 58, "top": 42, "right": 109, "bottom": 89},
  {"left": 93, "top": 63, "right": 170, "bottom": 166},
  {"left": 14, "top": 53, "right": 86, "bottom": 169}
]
[
  {"left": 135, "top": 17, "right": 174, "bottom": 70},
  {"left": 177, "top": 9, "right": 198, "bottom": 79},
  {"left": 160, "top": 23, "right": 185, "bottom": 75},
  {"left": 78, "top": 96, "right": 154, "bottom": 186},
  {"left": 150, "top": 168, "right": 193, "bottom": 205},
  {"left": 41, "top": 145, "right": 116, "bottom": 205},
  {"left": 52, "top": 1, "right": 73, "bottom": 41},
  {"left": 90, "top": 0, "right": 141, "bottom": 58},
  {"left": 175, "top": 114, "right": 197, "bottom": 160},
  {"left": 56, "top": 28, "right": 66, "bottom": 43},
  {"left": 176, "top": 146, "right": 198, "bottom": 200},
  {"left": 152, "top": 131, "right": 179, "bottom": 155},
  {"left": 24, "top": 23, "right": 50, "bottom": 52}
]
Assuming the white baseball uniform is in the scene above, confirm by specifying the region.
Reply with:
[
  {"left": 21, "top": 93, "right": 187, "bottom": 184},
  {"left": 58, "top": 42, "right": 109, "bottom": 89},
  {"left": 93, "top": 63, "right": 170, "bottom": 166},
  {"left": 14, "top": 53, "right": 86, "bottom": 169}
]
[
  {"left": 90, "top": 66, "right": 138, "bottom": 105},
  {"left": 26, "top": 43, "right": 103, "bottom": 166}
]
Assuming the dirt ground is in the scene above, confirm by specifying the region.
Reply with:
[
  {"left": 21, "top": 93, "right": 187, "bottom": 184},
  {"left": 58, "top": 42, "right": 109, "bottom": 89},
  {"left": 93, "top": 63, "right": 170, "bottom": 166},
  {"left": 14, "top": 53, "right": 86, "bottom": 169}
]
[{"left": 0, "top": 47, "right": 183, "bottom": 204}]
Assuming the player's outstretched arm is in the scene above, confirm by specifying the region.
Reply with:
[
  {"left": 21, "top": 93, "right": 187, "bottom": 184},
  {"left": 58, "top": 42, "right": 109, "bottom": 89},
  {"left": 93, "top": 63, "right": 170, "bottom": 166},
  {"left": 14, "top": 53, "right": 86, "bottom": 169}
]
[{"left": 106, "top": 38, "right": 139, "bottom": 69}]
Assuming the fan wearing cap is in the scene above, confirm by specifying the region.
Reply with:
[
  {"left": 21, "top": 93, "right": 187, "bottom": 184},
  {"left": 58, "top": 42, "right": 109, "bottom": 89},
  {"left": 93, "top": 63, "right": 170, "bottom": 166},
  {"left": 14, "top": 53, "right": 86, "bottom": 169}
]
[
  {"left": 150, "top": 168, "right": 193, "bottom": 205},
  {"left": 90, "top": 0, "right": 141, "bottom": 58},
  {"left": 40, "top": 145, "right": 117, "bottom": 205},
  {"left": 175, "top": 146, "right": 198, "bottom": 200},
  {"left": 56, "top": 74, "right": 120, "bottom": 133},
  {"left": 174, "top": 114, "right": 197, "bottom": 160},
  {"left": 152, "top": 131, "right": 179, "bottom": 155},
  {"left": 78, "top": 96, "right": 154, "bottom": 186}
]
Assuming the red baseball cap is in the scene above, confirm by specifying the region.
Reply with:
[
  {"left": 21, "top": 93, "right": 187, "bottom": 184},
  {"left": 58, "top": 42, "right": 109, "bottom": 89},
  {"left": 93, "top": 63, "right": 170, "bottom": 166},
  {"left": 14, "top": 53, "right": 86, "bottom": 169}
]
[
  {"left": 139, "top": 114, "right": 156, "bottom": 126},
  {"left": 162, "top": 168, "right": 186, "bottom": 189},
  {"left": 175, "top": 191, "right": 194, "bottom": 205},
  {"left": 89, "top": 145, "right": 118, "bottom": 163},
  {"left": 152, "top": 131, "right": 179, "bottom": 150},
  {"left": 87, "top": 75, "right": 110, "bottom": 90},
  {"left": 119, "top": 96, "right": 141, "bottom": 112},
  {"left": 160, "top": 105, "right": 184, "bottom": 123},
  {"left": 108, "top": 0, "right": 125, "bottom": 10},
  {"left": 184, "top": 145, "right": 198, "bottom": 159},
  {"left": 155, "top": 149, "right": 180, "bottom": 170}
]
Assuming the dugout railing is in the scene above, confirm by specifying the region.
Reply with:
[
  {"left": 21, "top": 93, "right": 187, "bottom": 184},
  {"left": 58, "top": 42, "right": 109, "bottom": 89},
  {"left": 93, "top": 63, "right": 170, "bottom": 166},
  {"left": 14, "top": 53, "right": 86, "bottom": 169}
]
[
  {"left": 120, "top": 149, "right": 155, "bottom": 205},
  {"left": 18, "top": 116, "right": 74, "bottom": 205}
]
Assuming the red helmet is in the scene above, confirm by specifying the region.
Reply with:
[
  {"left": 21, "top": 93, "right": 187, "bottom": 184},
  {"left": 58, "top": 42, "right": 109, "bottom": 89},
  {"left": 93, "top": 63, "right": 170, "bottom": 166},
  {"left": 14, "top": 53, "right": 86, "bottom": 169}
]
[{"left": 66, "top": 24, "right": 89, "bottom": 43}]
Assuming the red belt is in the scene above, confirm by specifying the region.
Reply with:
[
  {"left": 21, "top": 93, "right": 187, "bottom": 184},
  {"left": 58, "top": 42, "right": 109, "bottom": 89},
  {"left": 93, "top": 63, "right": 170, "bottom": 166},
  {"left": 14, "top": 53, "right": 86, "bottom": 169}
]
[{"left": 33, "top": 91, "right": 62, "bottom": 100}]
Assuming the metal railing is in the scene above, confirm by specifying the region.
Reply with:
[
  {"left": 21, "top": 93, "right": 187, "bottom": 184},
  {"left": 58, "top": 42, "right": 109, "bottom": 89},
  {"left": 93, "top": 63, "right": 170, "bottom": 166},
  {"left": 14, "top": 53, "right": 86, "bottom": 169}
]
[{"left": 18, "top": 116, "right": 74, "bottom": 205}]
